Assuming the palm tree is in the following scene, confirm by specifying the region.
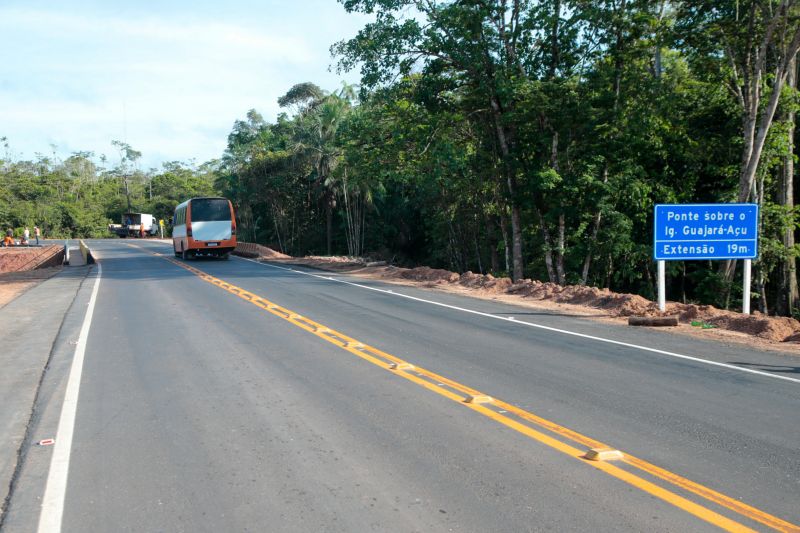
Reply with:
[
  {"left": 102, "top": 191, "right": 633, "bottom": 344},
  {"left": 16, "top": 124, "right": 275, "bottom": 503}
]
[{"left": 283, "top": 84, "right": 353, "bottom": 255}]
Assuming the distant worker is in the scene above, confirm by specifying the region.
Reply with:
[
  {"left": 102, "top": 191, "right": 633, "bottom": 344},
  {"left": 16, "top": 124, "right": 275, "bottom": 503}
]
[
  {"left": 19, "top": 234, "right": 28, "bottom": 246},
  {"left": 3, "top": 229, "right": 13, "bottom": 247},
  {"left": 23, "top": 227, "right": 30, "bottom": 243},
  {"left": 139, "top": 222, "right": 145, "bottom": 238},
  {"left": 34, "top": 226, "right": 40, "bottom": 245}
]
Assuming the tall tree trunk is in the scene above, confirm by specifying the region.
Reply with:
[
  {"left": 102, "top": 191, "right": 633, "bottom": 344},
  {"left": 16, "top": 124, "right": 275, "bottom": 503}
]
[
  {"left": 123, "top": 176, "right": 132, "bottom": 212},
  {"left": 581, "top": 197, "right": 603, "bottom": 285},
  {"left": 486, "top": 214, "right": 501, "bottom": 275},
  {"left": 490, "top": 95, "right": 524, "bottom": 281},
  {"left": 757, "top": 172, "right": 768, "bottom": 314},
  {"left": 510, "top": 203, "right": 524, "bottom": 280},
  {"left": 778, "top": 56, "right": 799, "bottom": 315},
  {"left": 326, "top": 193, "right": 333, "bottom": 256},
  {"left": 537, "top": 208, "right": 558, "bottom": 283},
  {"left": 499, "top": 215, "right": 511, "bottom": 275},
  {"left": 549, "top": 130, "right": 566, "bottom": 285},
  {"left": 556, "top": 212, "right": 566, "bottom": 284},
  {"left": 549, "top": 0, "right": 561, "bottom": 78},
  {"left": 582, "top": 0, "right": 625, "bottom": 285},
  {"left": 653, "top": 0, "right": 667, "bottom": 79},
  {"left": 722, "top": 8, "right": 800, "bottom": 286}
]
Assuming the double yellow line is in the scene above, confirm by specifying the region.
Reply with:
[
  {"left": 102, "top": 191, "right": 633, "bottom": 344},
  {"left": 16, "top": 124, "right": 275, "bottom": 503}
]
[{"left": 159, "top": 251, "right": 797, "bottom": 532}]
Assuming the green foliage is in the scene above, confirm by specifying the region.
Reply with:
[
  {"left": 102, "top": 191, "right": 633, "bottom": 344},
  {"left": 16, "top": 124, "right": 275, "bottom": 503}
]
[
  {"left": 0, "top": 150, "right": 219, "bottom": 239},
  {"left": 5, "top": 0, "right": 799, "bottom": 316}
]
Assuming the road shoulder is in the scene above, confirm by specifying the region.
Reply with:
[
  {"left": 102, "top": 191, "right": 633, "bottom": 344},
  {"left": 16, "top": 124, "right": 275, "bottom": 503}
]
[{"left": 0, "top": 265, "right": 91, "bottom": 522}]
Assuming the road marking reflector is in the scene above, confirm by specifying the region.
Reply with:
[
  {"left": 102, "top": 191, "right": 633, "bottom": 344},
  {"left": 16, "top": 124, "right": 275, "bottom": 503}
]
[
  {"left": 389, "top": 362, "right": 415, "bottom": 370},
  {"left": 585, "top": 448, "right": 624, "bottom": 461},
  {"left": 463, "top": 394, "right": 493, "bottom": 404}
]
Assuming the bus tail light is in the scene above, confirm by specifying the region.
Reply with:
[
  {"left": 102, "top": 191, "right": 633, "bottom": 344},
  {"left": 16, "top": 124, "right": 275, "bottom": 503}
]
[
  {"left": 231, "top": 224, "right": 236, "bottom": 235},
  {"left": 187, "top": 226, "right": 192, "bottom": 237}
]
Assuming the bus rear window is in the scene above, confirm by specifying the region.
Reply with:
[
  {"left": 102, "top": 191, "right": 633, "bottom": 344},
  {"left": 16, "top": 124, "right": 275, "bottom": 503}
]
[{"left": 191, "top": 199, "right": 230, "bottom": 222}]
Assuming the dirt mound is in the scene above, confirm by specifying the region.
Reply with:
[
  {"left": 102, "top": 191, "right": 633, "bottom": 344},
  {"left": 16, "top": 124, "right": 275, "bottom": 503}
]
[
  {"left": 303, "top": 255, "right": 362, "bottom": 263},
  {"left": 458, "top": 272, "right": 513, "bottom": 293},
  {"left": 706, "top": 312, "right": 800, "bottom": 342},
  {"left": 785, "top": 332, "right": 800, "bottom": 343},
  {"left": 234, "top": 242, "right": 290, "bottom": 260},
  {"left": 400, "top": 266, "right": 459, "bottom": 283},
  {"left": 501, "top": 280, "right": 653, "bottom": 316},
  {"left": 260, "top": 247, "right": 291, "bottom": 259}
]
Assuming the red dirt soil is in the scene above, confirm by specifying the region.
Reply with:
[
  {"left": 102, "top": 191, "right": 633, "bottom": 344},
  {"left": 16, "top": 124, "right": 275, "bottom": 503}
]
[{"left": 0, "top": 246, "right": 63, "bottom": 273}]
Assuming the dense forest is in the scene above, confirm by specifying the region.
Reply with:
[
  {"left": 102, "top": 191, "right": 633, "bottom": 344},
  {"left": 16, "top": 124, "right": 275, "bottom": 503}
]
[{"left": 2, "top": 0, "right": 799, "bottom": 317}]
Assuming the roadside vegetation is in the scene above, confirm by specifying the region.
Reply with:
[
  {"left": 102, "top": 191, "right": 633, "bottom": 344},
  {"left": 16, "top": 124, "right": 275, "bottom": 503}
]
[
  {"left": 0, "top": 140, "right": 217, "bottom": 240},
  {"left": 2, "top": 0, "right": 798, "bottom": 317}
]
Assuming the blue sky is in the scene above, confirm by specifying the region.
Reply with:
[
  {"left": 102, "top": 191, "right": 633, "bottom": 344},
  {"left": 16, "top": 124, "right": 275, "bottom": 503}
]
[{"left": 0, "top": 0, "right": 372, "bottom": 169}]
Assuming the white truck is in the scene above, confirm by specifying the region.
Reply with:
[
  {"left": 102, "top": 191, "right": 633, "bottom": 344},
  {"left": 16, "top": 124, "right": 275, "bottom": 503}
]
[{"left": 109, "top": 213, "right": 158, "bottom": 238}]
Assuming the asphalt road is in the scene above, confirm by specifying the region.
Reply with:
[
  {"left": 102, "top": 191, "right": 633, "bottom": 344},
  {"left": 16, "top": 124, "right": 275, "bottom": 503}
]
[{"left": 4, "top": 239, "right": 799, "bottom": 532}]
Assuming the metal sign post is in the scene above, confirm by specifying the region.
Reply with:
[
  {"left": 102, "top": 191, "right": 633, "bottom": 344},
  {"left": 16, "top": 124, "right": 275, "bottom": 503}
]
[{"left": 653, "top": 204, "right": 758, "bottom": 314}]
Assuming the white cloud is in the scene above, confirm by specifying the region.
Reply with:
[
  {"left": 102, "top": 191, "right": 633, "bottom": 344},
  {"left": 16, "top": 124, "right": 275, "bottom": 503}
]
[{"left": 0, "top": 4, "right": 367, "bottom": 167}]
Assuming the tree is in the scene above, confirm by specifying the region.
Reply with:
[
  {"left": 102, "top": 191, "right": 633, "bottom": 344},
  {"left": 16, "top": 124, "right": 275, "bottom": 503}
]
[
  {"left": 680, "top": 0, "right": 800, "bottom": 291},
  {"left": 334, "top": 0, "right": 536, "bottom": 280},
  {"left": 282, "top": 84, "right": 353, "bottom": 255},
  {"left": 111, "top": 140, "right": 142, "bottom": 212}
]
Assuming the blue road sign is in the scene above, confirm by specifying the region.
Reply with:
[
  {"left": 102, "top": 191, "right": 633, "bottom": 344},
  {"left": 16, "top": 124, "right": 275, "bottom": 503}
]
[{"left": 654, "top": 204, "right": 758, "bottom": 261}]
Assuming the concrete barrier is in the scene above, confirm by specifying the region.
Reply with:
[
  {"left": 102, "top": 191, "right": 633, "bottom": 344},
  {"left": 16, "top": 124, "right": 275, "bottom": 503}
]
[{"left": 78, "top": 240, "right": 95, "bottom": 264}]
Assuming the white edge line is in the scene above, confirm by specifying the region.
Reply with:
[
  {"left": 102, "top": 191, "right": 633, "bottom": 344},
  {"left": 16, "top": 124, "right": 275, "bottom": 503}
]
[
  {"left": 233, "top": 256, "right": 800, "bottom": 386},
  {"left": 38, "top": 263, "right": 102, "bottom": 533}
]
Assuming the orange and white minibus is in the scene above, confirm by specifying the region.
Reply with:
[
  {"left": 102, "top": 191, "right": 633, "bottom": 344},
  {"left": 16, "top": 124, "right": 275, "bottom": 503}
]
[{"left": 173, "top": 197, "right": 237, "bottom": 259}]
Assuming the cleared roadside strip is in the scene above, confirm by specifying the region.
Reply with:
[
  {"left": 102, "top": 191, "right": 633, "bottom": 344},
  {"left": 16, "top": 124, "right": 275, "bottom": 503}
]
[
  {"left": 155, "top": 251, "right": 798, "bottom": 533},
  {"left": 38, "top": 264, "right": 102, "bottom": 533}
]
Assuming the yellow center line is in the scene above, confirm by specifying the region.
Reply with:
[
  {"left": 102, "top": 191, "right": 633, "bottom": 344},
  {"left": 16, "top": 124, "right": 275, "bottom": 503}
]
[{"left": 147, "top": 248, "right": 797, "bottom": 532}]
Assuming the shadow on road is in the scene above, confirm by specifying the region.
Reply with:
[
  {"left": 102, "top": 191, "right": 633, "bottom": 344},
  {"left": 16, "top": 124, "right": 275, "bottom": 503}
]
[{"left": 729, "top": 361, "right": 800, "bottom": 374}]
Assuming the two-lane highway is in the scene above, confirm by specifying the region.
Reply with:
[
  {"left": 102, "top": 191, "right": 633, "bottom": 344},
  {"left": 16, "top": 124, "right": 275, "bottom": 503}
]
[{"left": 5, "top": 240, "right": 799, "bottom": 532}]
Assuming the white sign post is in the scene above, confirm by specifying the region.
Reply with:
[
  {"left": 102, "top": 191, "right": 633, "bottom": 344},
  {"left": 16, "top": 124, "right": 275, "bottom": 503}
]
[
  {"left": 658, "top": 260, "right": 666, "bottom": 312},
  {"left": 743, "top": 259, "right": 752, "bottom": 315}
]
